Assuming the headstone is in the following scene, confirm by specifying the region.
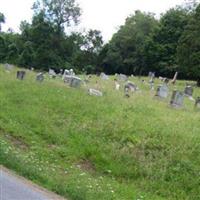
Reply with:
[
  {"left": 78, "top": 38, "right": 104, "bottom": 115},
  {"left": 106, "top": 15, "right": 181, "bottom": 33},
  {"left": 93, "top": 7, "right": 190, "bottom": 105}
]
[
  {"left": 195, "top": 97, "right": 200, "bottom": 109},
  {"left": 114, "top": 80, "right": 120, "bottom": 90},
  {"left": 155, "top": 84, "right": 169, "bottom": 98},
  {"left": 171, "top": 72, "right": 178, "bottom": 84},
  {"left": 149, "top": 82, "right": 154, "bottom": 90},
  {"left": 64, "top": 75, "right": 82, "bottom": 88},
  {"left": 118, "top": 74, "right": 128, "bottom": 82},
  {"left": 70, "top": 76, "right": 82, "bottom": 88},
  {"left": 64, "top": 75, "right": 73, "bottom": 84},
  {"left": 170, "top": 90, "right": 184, "bottom": 108},
  {"left": 4, "top": 63, "right": 14, "bottom": 71},
  {"left": 88, "top": 88, "right": 103, "bottom": 96},
  {"left": 184, "top": 85, "right": 193, "bottom": 97},
  {"left": 100, "top": 72, "right": 109, "bottom": 80},
  {"left": 124, "top": 81, "right": 137, "bottom": 92},
  {"left": 69, "top": 69, "right": 75, "bottom": 76},
  {"left": 49, "top": 69, "right": 56, "bottom": 78},
  {"left": 36, "top": 73, "right": 44, "bottom": 82},
  {"left": 62, "top": 69, "right": 75, "bottom": 79},
  {"left": 124, "top": 87, "right": 130, "bottom": 98},
  {"left": 16, "top": 71, "right": 26, "bottom": 80}
]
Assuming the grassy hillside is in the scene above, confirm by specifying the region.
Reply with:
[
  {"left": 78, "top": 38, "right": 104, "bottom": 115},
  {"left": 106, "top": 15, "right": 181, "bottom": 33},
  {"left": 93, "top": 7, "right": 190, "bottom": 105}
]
[{"left": 0, "top": 65, "right": 200, "bottom": 200}]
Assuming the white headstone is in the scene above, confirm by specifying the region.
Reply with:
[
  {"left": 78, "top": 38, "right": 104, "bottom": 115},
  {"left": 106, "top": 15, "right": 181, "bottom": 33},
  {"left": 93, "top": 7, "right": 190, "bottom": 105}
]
[{"left": 88, "top": 89, "right": 103, "bottom": 96}]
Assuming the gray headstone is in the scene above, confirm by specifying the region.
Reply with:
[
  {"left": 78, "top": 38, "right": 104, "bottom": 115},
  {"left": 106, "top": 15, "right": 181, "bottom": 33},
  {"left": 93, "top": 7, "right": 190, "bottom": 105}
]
[
  {"left": 118, "top": 74, "right": 128, "bottom": 82},
  {"left": 195, "top": 97, "right": 200, "bottom": 109},
  {"left": 4, "top": 63, "right": 14, "bottom": 71},
  {"left": 16, "top": 71, "right": 26, "bottom": 80},
  {"left": 155, "top": 84, "right": 169, "bottom": 98},
  {"left": 64, "top": 75, "right": 82, "bottom": 88},
  {"left": 170, "top": 90, "right": 184, "bottom": 108},
  {"left": 100, "top": 72, "right": 109, "bottom": 80},
  {"left": 36, "top": 73, "right": 44, "bottom": 82},
  {"left": 184, "top": 86, "right": 193, "bottom": 97},
  {"left": 49, "top": 69, "right": 56, "bottom": 78},
  {"left": 124, "top": 81, "right": 137, "bottom": 92},
  {"left": 70, "top": 77, "right": 82, "bottom": 88}
]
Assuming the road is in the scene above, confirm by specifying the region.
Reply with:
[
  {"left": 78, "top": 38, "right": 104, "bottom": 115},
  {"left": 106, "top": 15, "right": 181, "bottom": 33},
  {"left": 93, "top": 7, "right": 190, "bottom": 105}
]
[{"left": 0, "top": 166, "right": 65, "bottom": 200}]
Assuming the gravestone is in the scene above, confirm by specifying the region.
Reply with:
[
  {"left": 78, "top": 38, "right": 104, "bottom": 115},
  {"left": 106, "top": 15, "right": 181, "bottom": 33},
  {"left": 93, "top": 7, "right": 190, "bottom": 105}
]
[
  {"left": 64, "top": 75, "right": 82, "bottom": 88},
  {"left": 49, "top": 69, "right": 56, "bottom": 78},
  {"left": 170, "top": 90, "right": 184, "bottom": 108},
  {"left": 149, "top": 80, "right": 154, "bottom": 90},
  {"left": 70, "top": 77, "right": 82, "bottom": 88},
  {"left": 155, "top": 84, "right": 169, "bottom": 98},
  {"left": 16, "top": 71, "right": 26, "bottom": 80},
  {"left": 124, "top": 82, "right": 137, "bottom": 92},
  {"left": 114, "top": 79, "right": 120, "bottom": 90},
  {"left": 184, "top": 85, "right": 193, "bottom": 97},
  {"left": 4, "top": 63, "right": 14, "bottom": 71},
  {"left": 171, "top": 72, "right": 178, "bottom": 84},
  {"left": 36, "top": 73, "right": 44, "bottom": 82},
  {"left": 195, "top": 97, "right": 200, "bottom": 109},
  {"left": 64, "top": 75, "right": 73, "bottom": 84},
  {"left": 100, "top": 72, "right": 109, "bottom": 80},
  {"left": 124, "top": 87, "right": 130, "bottom": 98},
  {"left": 118, "top": 74, "right": 128, "bottom": 82},
  {"left": 88, "top": 88, "right": 103, "bottom": 96}
]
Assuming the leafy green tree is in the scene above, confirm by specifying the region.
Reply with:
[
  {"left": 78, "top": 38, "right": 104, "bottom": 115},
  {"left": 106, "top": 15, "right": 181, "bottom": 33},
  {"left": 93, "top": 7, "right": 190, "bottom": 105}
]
[
  {"left": 100, "top": 11, "right": 158, "bottom": 75},
  {"left": 150, "top": 8, "right": 189, "bottom": 76},
  {"left": 177, "top": 4, "right": 200, "bottom": 85},
  {"left": 33, "top": 0, "right": 81, "bottom": 34},
  {"left": 0, "top": 12, "right": 5, "bottom": 32}
]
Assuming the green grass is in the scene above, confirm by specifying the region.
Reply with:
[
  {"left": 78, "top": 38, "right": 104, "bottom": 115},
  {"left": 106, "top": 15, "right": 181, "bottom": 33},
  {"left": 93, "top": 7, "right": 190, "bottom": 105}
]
[{"left": 0, "top": 64, "right": 200, "bottom": 200}]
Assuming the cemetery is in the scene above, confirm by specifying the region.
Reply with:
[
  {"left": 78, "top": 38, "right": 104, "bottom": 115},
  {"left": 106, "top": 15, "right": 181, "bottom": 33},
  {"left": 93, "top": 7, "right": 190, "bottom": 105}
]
[
  {"left": 0, "top": 64, "right": 200, "bottom": 200},
  {"left": 1, "top": 0, "right": 200, "bottom": 199}
]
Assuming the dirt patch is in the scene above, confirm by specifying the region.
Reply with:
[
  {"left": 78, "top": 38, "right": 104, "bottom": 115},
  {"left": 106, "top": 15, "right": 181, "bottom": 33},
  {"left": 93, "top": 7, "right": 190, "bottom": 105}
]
[
  {"left": 77, "top": 159, "right": 96, "bottom": 173},
  {"left": 4, "top": 134, "right": 29, "bottom": 150}
]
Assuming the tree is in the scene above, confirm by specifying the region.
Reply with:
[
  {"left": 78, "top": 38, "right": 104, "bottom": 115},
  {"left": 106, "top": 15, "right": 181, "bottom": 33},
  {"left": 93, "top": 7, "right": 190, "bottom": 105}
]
[
  {"left": 100, "top": 11, "right": 158, "bottom": 75},
  {"left": 149, "top": 7, "right": 189, "bottom": 77},
  {"left": 33, "top": 0, "right": 81, "bottom": 34},
  {"left": 177, "top": 4, "right": 200, "bottom": 85},
  {"left": 0, "top": 12, "right": 5, "bottom": 32}
]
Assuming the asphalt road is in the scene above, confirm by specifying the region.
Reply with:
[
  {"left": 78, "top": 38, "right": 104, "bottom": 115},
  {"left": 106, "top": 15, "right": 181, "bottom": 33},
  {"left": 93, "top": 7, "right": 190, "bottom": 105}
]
[{"left": 0, "top": 167, "right": 64, "bottom": 200}]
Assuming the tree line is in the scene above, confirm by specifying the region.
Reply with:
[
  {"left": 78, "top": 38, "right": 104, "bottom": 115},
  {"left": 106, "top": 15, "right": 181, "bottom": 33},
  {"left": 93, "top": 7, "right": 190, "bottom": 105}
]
[{"left": 0, "top": 0, "right": 200, "bottom": 83}]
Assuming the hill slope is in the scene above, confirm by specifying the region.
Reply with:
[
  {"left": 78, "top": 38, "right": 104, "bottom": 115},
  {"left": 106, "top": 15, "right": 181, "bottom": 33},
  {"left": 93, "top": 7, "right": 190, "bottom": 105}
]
[{"left": 0, "top": 65, "right": 200, "bottom": 200}]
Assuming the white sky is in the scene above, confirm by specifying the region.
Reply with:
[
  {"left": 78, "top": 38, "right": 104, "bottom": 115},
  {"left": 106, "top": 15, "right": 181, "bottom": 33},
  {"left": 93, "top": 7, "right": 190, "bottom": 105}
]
[{"left": 0, "top": 0, "right": 186, "bottom": 41}]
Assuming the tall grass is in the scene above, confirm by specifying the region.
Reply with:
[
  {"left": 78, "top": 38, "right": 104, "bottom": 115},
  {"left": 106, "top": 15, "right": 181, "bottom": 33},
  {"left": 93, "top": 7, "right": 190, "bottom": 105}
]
[{"left": 0, "top": 65, "right": 200, "bottom": 200}]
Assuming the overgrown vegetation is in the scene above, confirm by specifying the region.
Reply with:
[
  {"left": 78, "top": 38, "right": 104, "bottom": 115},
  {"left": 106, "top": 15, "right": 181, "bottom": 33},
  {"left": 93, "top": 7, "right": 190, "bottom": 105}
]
[{"left": 0, "top": 65, "right": 200, "bottom": 200}]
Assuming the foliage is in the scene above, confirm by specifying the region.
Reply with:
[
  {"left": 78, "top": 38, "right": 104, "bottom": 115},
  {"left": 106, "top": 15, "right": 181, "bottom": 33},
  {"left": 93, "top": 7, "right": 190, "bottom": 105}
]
[
  {"left": 101, "top": 11, "right": 158, "bottom": 75},
  {"left": 177, "top": 4, "right": 200, "bottom": 84}
]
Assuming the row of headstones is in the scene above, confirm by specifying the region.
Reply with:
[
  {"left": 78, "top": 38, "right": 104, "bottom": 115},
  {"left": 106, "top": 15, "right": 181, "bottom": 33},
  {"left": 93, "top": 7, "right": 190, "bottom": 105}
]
[
  {"left": 155, "top": 83, "right": 200, "bottom": 108},
  {"left": 16, "top": 71, "right": 44, "bottom": 82},
  {"left": 16, "top": 70, "right": 200, "bottom": 107}
]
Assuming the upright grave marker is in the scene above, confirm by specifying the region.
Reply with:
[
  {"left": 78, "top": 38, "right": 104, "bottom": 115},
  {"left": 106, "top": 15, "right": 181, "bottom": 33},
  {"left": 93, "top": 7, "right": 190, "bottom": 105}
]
[
  {"left": 195, "top": 97, "right": 200, "bottom": 109},
  {"left": 184, "top": 85, "right": 193, "bottom": 97},
  {"left": 171, "top": 72, "right": 178, "bottom": 84},
  {"left": 170, "top": 90, "right": 184, "bottom": 108},
  {"left": 36, "top": 73, "right": 44, "bottom": 82},
  {"left": 16, "top": 71, "right": 26, "bottom": 80},
  {"left": 155, "top": 84, "right": 169, "bottom": 98}
]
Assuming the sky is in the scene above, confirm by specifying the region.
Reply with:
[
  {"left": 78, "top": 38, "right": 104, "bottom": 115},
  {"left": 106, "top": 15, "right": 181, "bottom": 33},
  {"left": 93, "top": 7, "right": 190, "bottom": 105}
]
[{"left": 0, "top": 0, "right": 186, "bottom": 41}]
